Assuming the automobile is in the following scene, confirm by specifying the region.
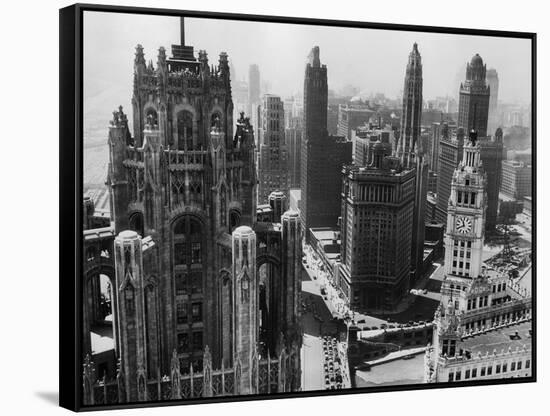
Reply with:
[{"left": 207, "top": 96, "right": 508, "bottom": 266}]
[
  {"left": 357, "top": 319, "right": 366, "bottom": 324},
  {"left": 422, "top": 289, "right": 428, "bottom": 294},
  {"left": 388, "top": 324, "right": 396, "bottom": 329},
  {"left": 363, "top": 326, "right": 371, "bottom": 331},
  {"left": 380, "top": 323, "right": 387, "bottom": 329},
  {"left": 371, "top": 326, "right": 379, "bottom": 330}
]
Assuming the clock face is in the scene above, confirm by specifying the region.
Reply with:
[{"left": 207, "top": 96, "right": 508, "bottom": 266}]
[{"left": 455, "top": 216, "right": 472, "bottom": 234}]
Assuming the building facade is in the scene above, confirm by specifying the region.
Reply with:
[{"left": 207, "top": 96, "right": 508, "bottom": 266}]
[
  {"left": 501, "top": 160, "right": 532, "bottom": 200},
  {"left": 81, "top": 24, "right": 302, "bottom": 405},
  {"left": 486, "top": 68, "right": 499, "bottom": 136},
  {"left": 258, "top": 94, "right": 290, "bottom": 202},
  {"left": 337, "top": 104, "right": 374, "bottom": 141},
  {"left": 435, "top": 129, "right": 465, "bottom": 225},
  {"left": 425, "top": 133, "right": 532, "bottom": 383},
  {"left": 457, "top": 54, "right": 490, "bottom": 138},
  {"left": 339, "top": 141, "right": 416, "bottom": 311},
  {"left": 300, "top": 46, "right": 352, "bottom": 233},
  {"left": 479, "top": 128, "right": 504, "bottom": 232}
]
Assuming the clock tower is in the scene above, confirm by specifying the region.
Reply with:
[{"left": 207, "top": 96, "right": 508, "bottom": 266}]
[{"left": 441, "top": 130, "right": 487, "bottom": 306}]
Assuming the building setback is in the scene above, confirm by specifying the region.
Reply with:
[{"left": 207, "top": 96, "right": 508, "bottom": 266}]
[
  {"left": 258, "top": 94, "right": 290, "bottom": 202},
  {"left": 300, "top": 46, "right": 352, "bottom": 233}
]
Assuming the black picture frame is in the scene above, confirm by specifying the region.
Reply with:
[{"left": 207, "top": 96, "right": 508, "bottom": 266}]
[{"left": 60, "top": 3, "right": 537, "bottom": 411}]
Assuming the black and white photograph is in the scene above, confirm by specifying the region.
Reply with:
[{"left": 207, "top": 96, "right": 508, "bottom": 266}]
[{"left": 68, "top": 4, "right": 535, "bottom": 410}]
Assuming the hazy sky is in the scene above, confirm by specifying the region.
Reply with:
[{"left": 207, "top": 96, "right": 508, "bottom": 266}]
[{"left": 84, "top": 11, "right": 531, "bottom": 118}]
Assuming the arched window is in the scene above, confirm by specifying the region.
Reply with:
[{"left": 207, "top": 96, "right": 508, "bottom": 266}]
[
  {"left": 145, "top": 108, "right": 158, "bottom": 127},
  {"left": 129, "top": 212, "right": 144, "bottom": 236},
  {"left": 177, "top": 111, "right": 194, "bottom": 151},
  {"left": 210, "top": 112, "right": 222, "bottom": 131}
]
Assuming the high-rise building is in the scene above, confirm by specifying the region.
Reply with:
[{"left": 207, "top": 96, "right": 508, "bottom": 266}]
[
  {"left": 458, "top": 54, "right": 490, "bottom": 138},
  {"left": 81, "top": 21, "right": 302, "bottom": 404},
  {"left": 248, "top": 64, "right": 260, "bottom": 116},
  {"left": 501, "top": 160, "right": 532, "bottom": 200},
  {"left": 435, "top": 128, "right": 465, "bottom": 224},
  {"left": 398, "top": 43, "right": 428, "bottom": 282},
  {"left": 300, "top": 46, "right": 352, "bottom": 234},
  {"left": 479, "top": 128, "right": 504, "bottom": 231},
  {"left": 425, "top": 132, "right": 532, "bottom": 384},
  {"left": 337, "top": 104, "right": 374, "bottom": 140},
  {"left": 258, "top": 94, "right": 290, "bottom": 202},
  {"left": 486, "top": 68, "right": 499, "bottom": 136},
  {"left": 286, "top": 125, "right": 302, "bottom": 189},
  {"left": 339, "top": 144, "right": 415, "bottom": 311}
]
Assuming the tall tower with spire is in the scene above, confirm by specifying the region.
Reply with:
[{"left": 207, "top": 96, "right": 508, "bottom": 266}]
[
  {"left": 398, "top": 42, "right": 423, "bottom": 168},
  {"left": 398, "top": 43, "right": 427, "bottom": 283},
  {"left": 458, "top": 54, "right": 490, "bottom": 138}
]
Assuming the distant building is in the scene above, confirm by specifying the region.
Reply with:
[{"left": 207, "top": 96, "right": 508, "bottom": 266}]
[
  {"left": 486, "top": 68, "right": 499, "bottom": 136},
  {"left": 286, "top": 125, "right": 302, "bottom": 189},
  {"left": 458, "top": 54, "right": 490, "bottom": 138},
  {"left": 300, "top": 46, "right": 352, "bottom": 233},
  {"left": 479, "top": 128, "right": 504, "bottom": 231},
  {"left": 435, "top": 128, "right": 465, "bottom": 225},
  {"left": 339, "top": 144, "right": 415, "bottom": 311},
  {"left": 248, "top": 64, "right": 260, "bottom": 116},
  {"left": 352, "top": 125, "right": 395, "bottom": 166},
  {"left": 337, "top": 104, "right": 374, "bottom": 140},
  {"left": 258, "top": 94, "right": 290, "bottom": 202},
  {"left": 501, "top": 160, "right": 532, "bottom": 200}
]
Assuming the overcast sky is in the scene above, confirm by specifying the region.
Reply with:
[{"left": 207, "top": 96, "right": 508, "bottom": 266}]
[{"left": 84, "top": 11, "right": 531, "bottom": 116}]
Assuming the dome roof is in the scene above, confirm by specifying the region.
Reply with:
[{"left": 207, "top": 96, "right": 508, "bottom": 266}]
[{"left": 470, "top": 53, "right": 484, "bottom": 66}]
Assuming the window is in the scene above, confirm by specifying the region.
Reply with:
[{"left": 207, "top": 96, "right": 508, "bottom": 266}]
[
  {"left": 487, "top": 366, "right": 493, "bottom": 375},
  {"left": 177, "top": 333, "right": 189, "bottom": 353},
  {"left": 525, "top": 360, "right": 530, "bottom": 369},
  {"left": 511, "top": 362, "right": 516, "bottom": 371},
  {"left": 191, "top": 271, "right": 203, "bottom": 294},
  {"left": 481, "top": 367, "right": 486, "bottom": 376},
  {"left": 177, "top": 302, "right": 188, "bottom": 324},
  {"left": 192, "top": 331, "right": 203, "bottom": 351},
  {"left": 448, "top": 372, "right": 454, "bottom": 382},
  {"left": 455, "top": 371, "right": 461, "bottom": 381},
  {"left": 503, "top": 363, "right": 507, "bottom": 373},
  {"left": 191, "top": 242, "right": 202, "bottom": 264},
  {"left": 518, "top": 361, "right": 522, "bottom": 370},
  {"left": 175, "top": 273, "right": 188, "bottom": 295},
  {"left": 472, "top": 368, "right": 477, "bottom": 378},
  {"left": 465, "top": 369, "right": 470, "bottom": 379},
  {"left": 174, "top": 243, "right": 189, "bottom": 265},
  {"left": 496, "top": 365, "right": 501, "bottom": 374},
  {"left": 192, "top": 302, "right": 202, "bottom": 322}
]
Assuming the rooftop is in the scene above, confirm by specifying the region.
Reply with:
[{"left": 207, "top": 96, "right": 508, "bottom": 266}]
[{"left": 461, "top": 320, "right": 532, "bottom": 356}]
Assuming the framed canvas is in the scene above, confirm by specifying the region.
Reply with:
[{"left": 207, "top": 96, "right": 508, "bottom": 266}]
[{"left": 59, "top": 3, "right": 536, "bottom": 411}]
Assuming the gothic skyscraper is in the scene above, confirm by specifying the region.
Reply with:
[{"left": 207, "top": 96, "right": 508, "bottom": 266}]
[
  {"left": 398, "top": 42, "right": 423, "bottom": 168},
  {"left": 399, "top": 43, "right": 428, "bottom": 282},
  {"left": 458, "top": 54, "right": 490, "bottom": 138}
]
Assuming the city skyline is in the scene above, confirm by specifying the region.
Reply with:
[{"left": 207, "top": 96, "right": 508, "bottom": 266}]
[
  {"left": 84, "top": 12, "right": 532, "bottom": 144},
  {"left": 77, "top": 10, "right": 533, "bottom": 407}
]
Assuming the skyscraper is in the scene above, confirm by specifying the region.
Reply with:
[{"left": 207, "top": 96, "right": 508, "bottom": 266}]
[
  {"left": 435, "top": 128, "right": 465, "bottom": 224},
  {"left": 248, "top": 64, "right": 260, "bottom": 120},
  {"left": 479, "top": 128, "right": 504, "bottom": 232},
  {"left": 258, "top": 94, "right": 290, "bottom": 202},
  {"left": 486, "top": 68, "right": 499, "bottom": 136},
  {"left": 458, "top": 54, "right": 490, "bottom": 138},
  {"left": 339, "top": 143, "right": 415, "bottom": 311},
  {"left": 399, "top": 43, "right": 427, "bottom": 282},
  {"left": 398, "top": 43, "right": 423, "bottom": 168},
  {"left": 300, "top": 46, "right": 352, "bottom": 234}
]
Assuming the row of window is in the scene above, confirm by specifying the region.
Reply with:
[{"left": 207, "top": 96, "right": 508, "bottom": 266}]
[
  {"left": 176, "top": 301, "right": 202, "bottom": 324},
  {"left": 448, "top": 359, "right": 531, "bottom": 381},
  {"left": 467, "top": 295, "right": 489, "bottom": 311}
]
